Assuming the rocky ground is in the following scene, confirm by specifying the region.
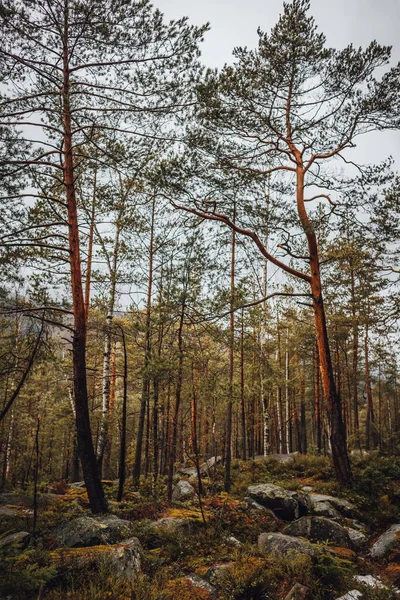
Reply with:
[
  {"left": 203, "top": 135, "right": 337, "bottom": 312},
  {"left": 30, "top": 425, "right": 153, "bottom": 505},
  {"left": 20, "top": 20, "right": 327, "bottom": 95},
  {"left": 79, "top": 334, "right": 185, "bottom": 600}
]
[{"left": 1, "top": 453, "right": 400, "bottom": 599}]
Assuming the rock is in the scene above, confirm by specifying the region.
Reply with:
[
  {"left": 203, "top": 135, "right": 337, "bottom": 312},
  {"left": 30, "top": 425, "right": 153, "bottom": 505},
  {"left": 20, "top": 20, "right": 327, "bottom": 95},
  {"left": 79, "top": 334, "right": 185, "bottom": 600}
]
[
  {"left": 247, "top": 484, "right": 310, "bottom": 520},
  {"left": 312, "top": 501, "right": 340, "bottom": 519},
  {"left": 258, "top": 532, "right": 317, "bottom": 557},
  {"left": 285, "top": 583, "right": 309, "bottom": 599},
  {"left": 301, "top": 486, "right": 314, "bottom": 493},
  {"left": 151, "top": 517, "right": 192, "bottom": 533},
  {"left": 0, "top": 506, "right": 17, "bottom": 517},
  {"left": 178, "top": 456, "right": 222, "bottom": 479},
  {"left": 244, "top": 497, "right": 279, "bottom": 530},
  {"left": 284, "top": 517, "right": 352, "bottom": 548},
  {"left": 336, "top": 592, "right": 362, "bottom": 600},
  {"left": 50, "top": 538, "right": 143, "bottom": 581},
  {"left": 310, "top": 494, "right": 358, "bottom": 519},
  {"left": 346, "top": 528, "right": 368, "bottom": 549},
  {"left": 225, "top": 535, "right": 242, "bottom": 546},
  {"left": 354, "top": 575, "right": 384, "bottom": 589},
  {"left": 200, "top": 456, "right": 222, "bottom": 472},
  {"left": 70, "top": 481, "right": 86, "bottom": 489},
  {"left": 110, "top": 537, "right": 143, "bottom": 580},
  {"left": 183, "top": 574, "right": 217, "bottom": 598},
  {"left": 52, "top": 514, "right": 135, "bottom": 548},
  {"left": 205, "top": 563, "right": 233, "bottom": 586},
  {"left": 0, "top": 531, "right": 30, "bottom": 549},
  {"left": 0, "top": 492, "right": 31, "bottom": 505},
  {"left": 172, "top": 480, "right": 196, "bottom": 502},
  {"left": 177, "top": 466, "right": 198, "bottom": 477},
  {"left": 370, "top": 524, "right": 400, "bottom": 559},
  {"left": 271, "top": 452, "right": 300, "bottom": 464}
]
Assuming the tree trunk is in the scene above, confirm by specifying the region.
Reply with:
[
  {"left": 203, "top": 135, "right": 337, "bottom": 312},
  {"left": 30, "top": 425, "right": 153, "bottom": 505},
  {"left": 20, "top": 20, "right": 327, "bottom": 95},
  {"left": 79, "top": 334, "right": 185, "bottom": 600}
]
[
  {"left": 295, "top": 164, "right": 351, "bottom": 485},
  {"left": 117, "top": 325, "right": 128, "bottom": 502},
  {"left": 133, "top": 197, "right": 155, "bottom": 487},
  {"left": 63, "top": 4, "right": 107, "bottom": 513},
  {"left": 224, "top": 220, "right": 235, "bottom": 492}
]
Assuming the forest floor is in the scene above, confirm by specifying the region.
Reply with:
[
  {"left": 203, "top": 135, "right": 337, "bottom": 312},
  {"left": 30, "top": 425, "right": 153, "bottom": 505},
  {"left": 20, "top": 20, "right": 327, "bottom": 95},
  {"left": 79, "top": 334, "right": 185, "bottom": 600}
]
[{"left": 1, "top": 453, "right": 400, "bottom": 600}]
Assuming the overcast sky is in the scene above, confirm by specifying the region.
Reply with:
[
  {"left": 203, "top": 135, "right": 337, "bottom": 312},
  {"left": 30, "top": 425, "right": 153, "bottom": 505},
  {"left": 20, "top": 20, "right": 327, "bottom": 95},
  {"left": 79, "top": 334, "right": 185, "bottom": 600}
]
[{"left": 156, "top": 0, "right": 400, "bottom": 167}]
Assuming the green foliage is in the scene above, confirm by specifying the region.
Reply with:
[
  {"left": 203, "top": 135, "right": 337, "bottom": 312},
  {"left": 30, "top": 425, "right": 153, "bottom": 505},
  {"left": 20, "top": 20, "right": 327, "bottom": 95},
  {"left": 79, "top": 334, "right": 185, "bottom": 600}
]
[{"left": 0, "top": 547, "right": 56, "bottom": 600}]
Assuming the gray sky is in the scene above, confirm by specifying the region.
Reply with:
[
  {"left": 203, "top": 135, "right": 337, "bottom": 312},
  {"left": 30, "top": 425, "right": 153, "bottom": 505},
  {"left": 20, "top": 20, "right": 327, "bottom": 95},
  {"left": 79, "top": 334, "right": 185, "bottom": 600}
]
[{"left": 156, "top": 0, "right": 400, "bottom": 166}]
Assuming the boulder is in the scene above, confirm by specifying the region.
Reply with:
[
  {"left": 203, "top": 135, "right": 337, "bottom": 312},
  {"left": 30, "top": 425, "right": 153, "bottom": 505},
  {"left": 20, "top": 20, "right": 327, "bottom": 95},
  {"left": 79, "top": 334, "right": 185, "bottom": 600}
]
[
  {"left": 244, "top": 497, "right": 279, "bottom": 530},
  {"left": 247, "top": 484, "right": 310, "bottom": 520},
  {"left": 271, "top": 452, "right": 300, "bottom": 464},
  {"left": 284, "top": 516, "right": 352, "bottom": 548},
  {"left": 183, "top": 574, "right": 217, "bottom": 598},
  {"left": 370, "top": 524, "right": 400, "bottom": 559},
  {"left": 177, "top": 466, "right": 197, "bottom": 477},
  {"left": 178, "top": 456, "right": 222, "bottom": 478},
  {"left": 312, "top": 501, "right": 340, "bottom": 519},
  {"left": 258, "top": 532, "right": 316, "bottom": 557},
  {"left": 200, "top": 456, "right": 222, "bottom": 472},
  {"left": 346, "top": 528, "right": 368, "bottom": 549},
  {"left": 52, "top": 514, "right": 134, "bottom": 548},
  {"left": 172, "top": 480, "right": 196, "bottom": 502},
  {"left": 310, "top": 494, "right": 358, "bottom": 519},
  {"left": 205, "top": 563, "right": 233, "bottom": 586},
  {"left": 285, "top": 583, "right": 309, "bottom": 599},
  {"left": 0, "top": 506, "right": 17, "bottom": 517},
  {"left": 151, "top": 517, "right": 192, "bottom": 534},
  {"left": 225, "top": 535, "right": 242, "bottom": 546},
  {"left": 50, "top": 537, "right": 143, "bottom": 581},
  {"left": 70, "top": 481, "right": 86, "bottom": 489},
  {"left": 0, "top": 531, "right": 30, "bottom": 549},
  {"left": 354, "top": 575, "right": 385, "bottom": 589},
  {"left": 336, "top": 592, "right": 362, "bottom": 600}
]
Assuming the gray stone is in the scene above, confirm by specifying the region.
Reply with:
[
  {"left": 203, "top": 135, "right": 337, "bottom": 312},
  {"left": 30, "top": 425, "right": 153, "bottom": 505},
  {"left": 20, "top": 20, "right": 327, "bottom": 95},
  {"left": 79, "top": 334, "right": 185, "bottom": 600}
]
[
  {"left": 52, "top": 514, "right": 135, "bottom": 548},
  {"left": 0, "top": 531, "right": 30, "bottom": 549},
  {"left": 172, "top": 480, "right": 196, "bottom": 502},
  {"left": 301, "top": 486, "right": 314, "bottom": 493},
  {"left": 184, "top": 574, "right": 217, "bottom": 598},
  {"left": 178, "top": 456, "right": 222, "bottom": 478},
  {"left": 370, "top": 524, "right": 400, "bottom": 559},
  {"left": 310, "top": 494, "right": 358, "bottom": 519},
  {"left": 336, "top": 592, "right": 362, "bottom": 600},
  {"left": 258, "top": 532, "right": 317, "bottom": 557},
  {"left": 247, "top": 483, "right": 310, "bottom": 520},
  {"left": 226, "top": 535, "right": 242, "bottom": 546},
  {"left": 312, "top": 501, "right": 340, "bottom": 519},
  {"left": 0, "top": 492, "right": 31, "bottom": 505},
  {"left": 200, "top": 456, "right": 222, "bottom": 471},
  {"left": 0, "top": 506, "right": 17, "bottom": 517},
  {"left": 70, "top": 481, "right": 85, "bottom": 489},
  {"left": 109, "top": 537, "right": 143, "bottom": 580},
  {"left": 354, "top": 575, "right": 385, "bottom": 589},
  {"left": 271, "top": 453, "right": 298, "bottom": 464},
  {"left": 285, "top": 583, "right": 309, "bottom": 599},
  {"left": 205, "top": 563, "right": 233, "bottom": 586},
  {"left": 151, "top": 517, "right": 192, "bottom": 533},
  {"left": 284, "top": 516, "right": 352, "bottom": 548},
  {"left": 347, "top": 528, "right": 368, "bottom": 549},
  {"left": 177, "top": 466, "right": 197, "bottom": 477}
]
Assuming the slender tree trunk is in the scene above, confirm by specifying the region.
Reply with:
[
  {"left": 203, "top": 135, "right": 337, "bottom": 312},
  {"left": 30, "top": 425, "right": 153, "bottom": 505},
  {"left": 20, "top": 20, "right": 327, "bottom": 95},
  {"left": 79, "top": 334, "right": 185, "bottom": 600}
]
[
  {"left": 240, "top": 310, "right": 247, "bottom": 459},
  {"left": 133, "top": 197, "right": 155, "bottom": 487},
  {"left": 167, "top": 294, "right": 185, "bottom": 502},
  {"left": 84, "top": 167, "right": 97, "bottom": 323},
  {"left": 365, "top": 323, "right": 377, "bottom": 450},
  {"left": 225, "top": 220, "right": 235, "bottom": 493},
  {"left": 117, "top": 325, "right": 128, "bottom": 502},
  {"left": 63, "top": 4, "right": 107, "bottom": 513},
  {"left": 285, "top": 328, "right": 290, "bottom": 454},
  {"left": 97, "top": 222, "right": 121, "bottom": 475}
]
